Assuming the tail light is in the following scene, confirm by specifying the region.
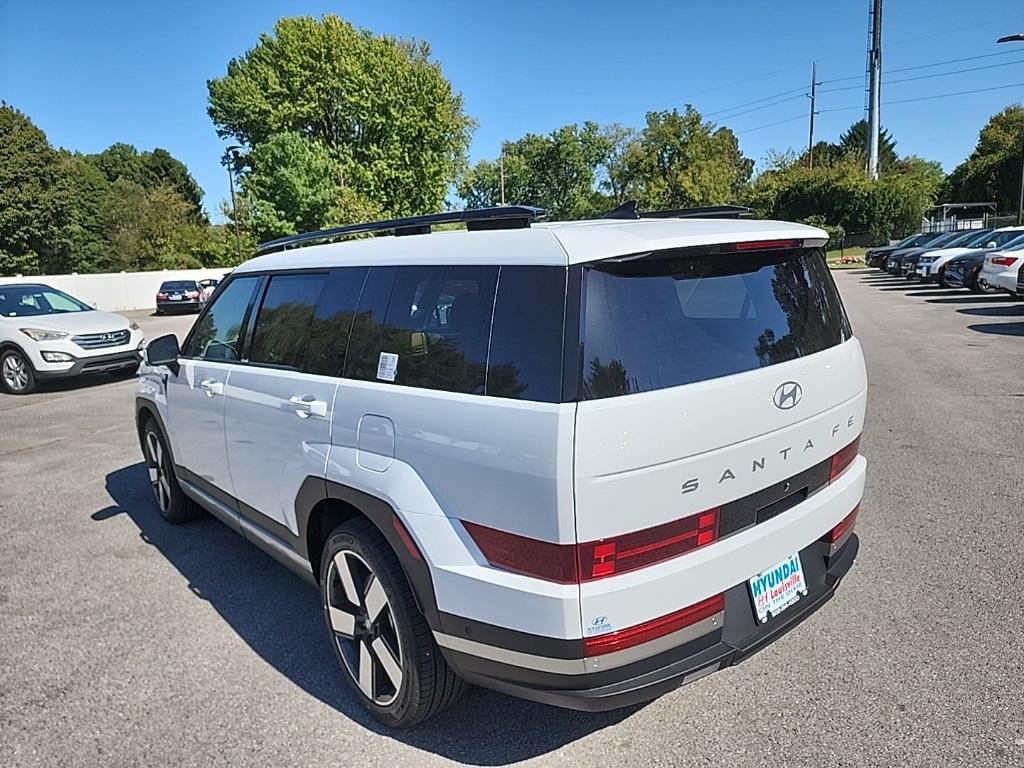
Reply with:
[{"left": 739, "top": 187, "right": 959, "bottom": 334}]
[
  {"left": 829, "top": 505, "right": 859, "bottom": 544},
  {"left": 829, "top": 436, "right": 860, "bottom": 483},
  {"left": 461, "top": 521, "right": 577, "bottom": 583},
  {"left": 190, "top": 290, "right": 200, "bottom": 299},
  {"left": 464, "top": 506, "right": 721, "bottom": 585},
  {"left": 576, "top": 509, "right": 719, "bottom": 581},
  {"left": 734, "top": 239, "right": 801, "bottom": 252},
  {"left": 992, "top": 256, "right": 1019, "bottom": 267},
  {"left": 157, "top": 292, "right": 167, "bottom": 300},
  {"left": 583, "top": 593, "right": 723, "bottom": 657}
]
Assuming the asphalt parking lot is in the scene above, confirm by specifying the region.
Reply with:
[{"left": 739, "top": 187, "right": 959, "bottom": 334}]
[{"left": 2, "top": 275, "right": 1023, "bottom": 768}]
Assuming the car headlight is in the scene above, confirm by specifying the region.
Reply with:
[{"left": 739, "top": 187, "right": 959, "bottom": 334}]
[
  {"left": 130, "top": 321, "right": 140, "bottom": 331},
  {"left": 19, "top": 328, "right": 69, "bottom": 342}
]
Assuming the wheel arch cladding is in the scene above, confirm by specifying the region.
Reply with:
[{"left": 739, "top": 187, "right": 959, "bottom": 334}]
[{"left": 297, "top": 476, "right": 441, "bottom": 630}]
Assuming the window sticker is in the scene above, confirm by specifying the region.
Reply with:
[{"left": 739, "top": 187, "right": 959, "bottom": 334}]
[{"left": 376, "top": 352, "right": 399, "bottom": 382}]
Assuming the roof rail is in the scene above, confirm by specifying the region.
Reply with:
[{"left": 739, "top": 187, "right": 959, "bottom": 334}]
[
  {"left": 256, "top": 205, "right": 546, "bottom": 255},
  {"left": 602, "top": 201, "right": 754, "bottom": 220}
]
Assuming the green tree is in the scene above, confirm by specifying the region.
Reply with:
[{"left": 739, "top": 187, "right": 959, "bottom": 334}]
[
  {"left": 458, "top": 122, "right": 611, "bottom": 219},
  {"left": 100, "top": 180, "right": 208, "bottom": 271},
  {"left": 618, "top": 106, "right": 753, "bottom": 209},
  {"left": 87, "top": 143, "right": 205, "bottom": 221},
  {"left": 943, "top": 105, "right": 1024, "bottom": 213},
  {"left": 60, "top": 152, "right": 112, "bottom": 272},
  {"left": 746, "top": 152, "right": 941, "bottom": 242},
  {"left": 0, "top": 104, "right": 71, "bottom": 275},
  {"left": 836, "top": 119, "right": 898, "bottom": 171},
  {"left": 207, "top": 14, "right": 473, "bottom": 219}
]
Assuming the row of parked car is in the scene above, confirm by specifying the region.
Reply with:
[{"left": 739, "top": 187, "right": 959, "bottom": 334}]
[{"left": 865, "top": 226, "right": 1024, "bottom": 297}]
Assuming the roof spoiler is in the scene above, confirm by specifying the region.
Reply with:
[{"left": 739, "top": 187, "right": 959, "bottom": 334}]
[
  {"left": 256, "top": 205, "right": 546, "bottom": 255},
  {"left": 602, "top": 201, "right": 754, "bottom": 220}
]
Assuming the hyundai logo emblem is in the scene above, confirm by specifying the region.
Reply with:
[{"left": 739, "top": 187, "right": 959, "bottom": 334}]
[{"left": 773, "top": 381, "right": 803, "bottom": 410}]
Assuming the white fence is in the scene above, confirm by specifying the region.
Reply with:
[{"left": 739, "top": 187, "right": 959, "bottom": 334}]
[{"left": 0, "top": 268, "right": 231, "bottom": 312}]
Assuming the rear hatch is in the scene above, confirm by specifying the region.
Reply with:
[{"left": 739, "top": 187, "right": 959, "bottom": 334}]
[{"left": 573, "top": 243, "right": 867, "bottom": 631}]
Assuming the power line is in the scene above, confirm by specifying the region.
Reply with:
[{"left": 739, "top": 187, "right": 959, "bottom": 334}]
[
  {"left": 703, "top": 86, "right": 808, "bottom": 119},
  {"left": 817, "top": 56, "right": 1024, "bottom": 94},
  {"left": 708, "top": 93, "right": 808, "bottom": 121},
  {"left": 733, "top": 114, "right": 808, "bottom": 135},
  {"left": 778, "top": 80, "right": 1024, "bottom": 123},
  {"left": 820, "top": 47, "right": 1024, "bottom": 85},
  {"left": 884, "top": 80, "right": 1024, "bottom": 106}
]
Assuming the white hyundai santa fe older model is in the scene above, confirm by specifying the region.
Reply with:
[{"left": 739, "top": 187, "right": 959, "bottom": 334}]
[
  {"left": 135, "top": 205, "right": 867, "bottom": 728},
  {"left": 0, "top": 282, "right": 144, "bottom": 394}
]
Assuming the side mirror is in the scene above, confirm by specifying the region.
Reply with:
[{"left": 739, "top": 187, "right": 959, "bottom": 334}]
[
  {"left": 145, "top": 333, "right": 180, "bottom": 371},
  {"left": 987, "top": 242, "right": 997, "bottom": 249}
]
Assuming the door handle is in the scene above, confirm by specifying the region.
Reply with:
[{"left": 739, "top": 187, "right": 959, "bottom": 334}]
[
  {"left": 289, "top": 395, "right": 328, "bottom": 418},
  {"left": 200, "top": 378, "right": 224, "bottom": 397}
]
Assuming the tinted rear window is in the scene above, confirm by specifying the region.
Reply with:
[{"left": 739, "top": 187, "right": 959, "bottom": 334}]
[
  {"left": 580, "top": 247, "right": 848, "bottom": 399},
  {"left": 160, "top": 281, "right": 197, "bottom": 291},
  {"left": 344, "top": 265, "right": 499, "bottom": 395}
]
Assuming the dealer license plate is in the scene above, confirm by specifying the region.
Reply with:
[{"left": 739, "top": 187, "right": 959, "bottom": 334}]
[{"left": 748, "top": 553, "right": 807, "bottom": 624}]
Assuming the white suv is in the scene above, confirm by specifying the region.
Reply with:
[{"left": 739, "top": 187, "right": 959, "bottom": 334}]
[
  {"left": 135, "top": 206, "right": 867, "bottom": 728},
  {"left": 0, "top": 283, "right": 144, "bottom": 394}
]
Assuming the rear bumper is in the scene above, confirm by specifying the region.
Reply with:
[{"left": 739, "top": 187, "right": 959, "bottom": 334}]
[
  {"left": 156, "top": 300, "right": 201, "bottom": 313},
  {"left": 441, "top": 534, "right": 858, "bottom": 712},
  {"left": 985, "top": 269, "right": 1019, "bottom": 294},
  {"left": 34, "top": 349, "right": 141, "bottom": 380}
]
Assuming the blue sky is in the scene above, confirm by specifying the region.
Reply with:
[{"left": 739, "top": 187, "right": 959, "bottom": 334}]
[{"left": 2, "top": 0, "right": 1024, "bottom": 220}]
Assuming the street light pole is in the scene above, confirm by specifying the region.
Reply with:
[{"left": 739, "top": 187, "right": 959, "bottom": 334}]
[
  {"left": 223, "top": 145, "right": 243, "bottom": 261},
  {"left": 996, "top": 34, "right": 1024, "bottom": 225}
]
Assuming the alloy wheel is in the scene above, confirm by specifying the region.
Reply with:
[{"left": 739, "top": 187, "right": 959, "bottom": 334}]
[
  {"left": 326, "top": 549, "right": 404, "bottom": 705},
  {"left": 145, "top": 430, "right": 171, "bottom": 513},
  {"left": 2, "top": 353, "right": 30, "bottom": 392}
]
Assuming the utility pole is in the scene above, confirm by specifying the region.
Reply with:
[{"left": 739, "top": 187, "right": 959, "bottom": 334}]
[
  {"left": 807, "top": 61, "right": 818, "bottom": 169},
  {"left": 223, "top": 145, "right": 243, "bottom": 261},
  {"left": 866, "top": 0, "right": 883, "bottom": 180},
  {"left": 996, "top": 34, "right": 1024, "bottom": 224}
]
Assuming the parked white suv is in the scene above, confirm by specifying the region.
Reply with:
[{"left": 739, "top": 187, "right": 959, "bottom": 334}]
[
  {"left": 0, "top": 283, "right": 144, "bottom": 394},
  {"left": 135, "top": 206, "right": 867, "bottom": 728}
]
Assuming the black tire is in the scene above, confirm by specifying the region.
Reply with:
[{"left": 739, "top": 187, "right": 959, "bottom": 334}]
[
  {"left": 141, "top": 418, "right": 203, "bottom": 524},
  {"left": 321, "top": 518, "right": 467, "bottom": 728},
  {"left": 971, "top": 268, "right": 999, "bottom": 294},
  {"left": 1, "top": 348, "right": 36, "bottom": 395},
  {"left": 937, "top": 267, "right": 947, "bottom": 287}
]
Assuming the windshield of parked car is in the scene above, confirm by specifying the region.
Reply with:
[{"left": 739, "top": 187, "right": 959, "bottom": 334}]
[
  {"left": 1001, "top": 233, "right": 1024, "bottom": 250},
  {"left": 0, "top": 285, "right": 93, "bottom": 317},
  {"left": 987, "top": 230, "right": 1024, "bottom": 248},
  {"left": 938, "top": 231, "right": 980, "bottom": 248},
  {"left": 160, "top": 280, "right": 198, "bottom": 292},
  {"left": 958, "top": 230, "right": 995, "bottom": 248}
]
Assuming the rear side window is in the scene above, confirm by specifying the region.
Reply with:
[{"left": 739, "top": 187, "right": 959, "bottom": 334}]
[
  {"left": 345, "top": 266, "right": 499, "bottom": 395},
  {"left": 486, "top": 266, "right": 566, "bottom": 402},
  {"left": 183, "top": 276, "right": 261, "bottom": 361},
  {"left": 580, "top": 247, "right": 848, "bottom": 399},
  {"left": 248, "top": 273, "right": 327, "bottom": 369},
  {"left": 305, "top": 267, "right": 369, "bottom": 377}
]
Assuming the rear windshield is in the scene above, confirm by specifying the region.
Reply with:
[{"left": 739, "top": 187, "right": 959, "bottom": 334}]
[
  {"left": 160, "top": 281, "right": 197, "bottom": 291},
  {"left": 580, "top": 247, "right": 849, "bottom": 399}
]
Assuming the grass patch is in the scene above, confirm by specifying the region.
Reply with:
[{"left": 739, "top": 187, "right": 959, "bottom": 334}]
[{"left": 826, "top": 246, "right": 867, "bottom": 269}]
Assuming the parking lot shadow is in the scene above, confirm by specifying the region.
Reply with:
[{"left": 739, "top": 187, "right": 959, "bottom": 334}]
[
  {"left": 925, "top": 294, "right": 1013, "bottom": 304},
  {"left": 96, "top": 463, "right": 637, "bottom": 764},
  {"left": 967, "top": 321, "right": 1024, "bottom": 337},
  {"left": 957, "top": 304, "right": 1024, "bottom": 317}
]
